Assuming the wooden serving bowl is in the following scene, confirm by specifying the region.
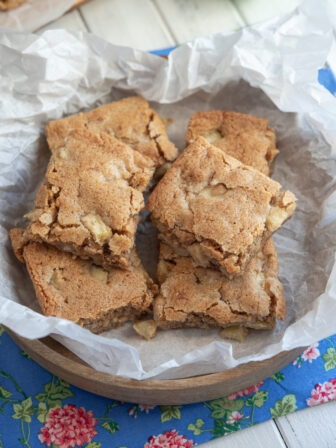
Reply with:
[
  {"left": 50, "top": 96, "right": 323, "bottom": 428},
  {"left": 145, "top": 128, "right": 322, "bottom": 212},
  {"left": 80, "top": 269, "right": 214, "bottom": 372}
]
[{"left": 8, "top": 330, "right": 304, "bottom": 405}]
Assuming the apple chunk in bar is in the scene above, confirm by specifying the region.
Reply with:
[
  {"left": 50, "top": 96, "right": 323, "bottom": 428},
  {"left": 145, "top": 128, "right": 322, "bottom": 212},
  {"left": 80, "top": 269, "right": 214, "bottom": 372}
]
[
  {"left": 147, "top": 137, "right": 296, "bottom": 278},
  {"left": 154, "top": 240, "right": 286, "bottom": 331},
  {"left": 10, "top": 229, "right": 155, "bottom": 334},
  {"left": 46, "top": 96, "right": 178, "bottom": 173},
  {"left": 186, "top": 110, "right": 278, "bottom": 175},
  {"left": 23, "top": 128, "right": 155, "bottom": 269}
]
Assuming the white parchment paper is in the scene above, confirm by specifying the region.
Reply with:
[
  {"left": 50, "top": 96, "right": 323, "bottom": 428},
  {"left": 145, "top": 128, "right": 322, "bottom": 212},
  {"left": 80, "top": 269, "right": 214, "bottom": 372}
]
[
  {"left": 0, "top": 0, "right": 78, "bottom": 32},
  {"left": 1, "top": 0, "right": 336, "bottom": 380}
]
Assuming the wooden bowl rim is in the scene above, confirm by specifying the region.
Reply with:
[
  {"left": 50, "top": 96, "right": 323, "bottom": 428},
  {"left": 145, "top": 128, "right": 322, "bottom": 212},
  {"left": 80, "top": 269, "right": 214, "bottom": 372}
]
[{"left": 9, "top": 330, "right": 305, "bottom": 390}]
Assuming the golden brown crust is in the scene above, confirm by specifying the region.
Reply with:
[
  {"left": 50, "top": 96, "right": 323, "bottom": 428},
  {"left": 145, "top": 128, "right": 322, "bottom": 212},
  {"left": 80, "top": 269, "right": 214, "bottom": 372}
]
[
  {"left": 0, "top": 0, "right": 26, "bottom": 10},
  {"left": 10, "top": 229, "right": 155, "bottom": 334},
  {"left": 23, "top": 128, "right": 155, "bottom": 269},
  {"left": 186, "top": 110, "right": 278, "bottom": 175},
  {"left": 147, "top": 137, "right": 296, "bottom": 277},
  {"left": 46, "top": 96, "right": 178, "bottom": 169},
  {"left": 9, "top": 228, "right": 26, "bottom": 262},
  {"left": 154, "top": 239, "right": 286, "bottom": 330}
]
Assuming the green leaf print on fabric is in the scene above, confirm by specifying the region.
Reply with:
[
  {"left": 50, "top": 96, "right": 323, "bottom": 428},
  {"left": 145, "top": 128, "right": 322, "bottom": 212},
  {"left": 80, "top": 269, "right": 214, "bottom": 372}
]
[
  {"left": 322, "top": 348, "right": 336, "bottom": 371},
  {"left": 86, "top": 442, "right": 102, "bottom": 447},
  {"left": 159, "top": 405, "right": 182, "bottom": 422},
  {"left": 98, "top": 402, "right": 120, "bottom": 435},
  {"left": 187, "top": 419, "right": 205, "bottom": 435},
  {"left": 20, "top": 351, "right": 32, "bottom": 360},
  {"left": 211, "top": 418, "right": 241, "bottom": 438},
  {"left": 270, "top": 394, "right": 297, "bottom": 418},
  {"left": 0, "top": 370, "right": 27, "bottom": 399},
  {"left": 35, "top": 376, "right": 73, "bottom": 408},
  {"left": 206, "top": 398, "right": 244, "bottom": 420},
  {"left": 246, "top": 391, "right": 268, "bottom": 408},
  {"left": 245, "top": 391, "right": 269, "bottom": 426},
  {"left": 0, "top": 325, "right": 4, "bottom": 337},
  {"left": 198, "top": 388, "right": 269, "bottom": 439},
  {"left": 36, "top": 402, "right": 48, "bottom": 423},
  {"left": 0, "top": 384, "right": 13, "bottom": 415},
  {"left": 101, "top": 421, "right": 119, "bottom": 434},
  {"left": 12, "top": 397, "right": 34, "bottom": 423},
  {"left": 271, "top": 372, "right": 285, "bottom": 384},
  {"left": 0, "top": 386, "right": 12, "bottom": 400}
]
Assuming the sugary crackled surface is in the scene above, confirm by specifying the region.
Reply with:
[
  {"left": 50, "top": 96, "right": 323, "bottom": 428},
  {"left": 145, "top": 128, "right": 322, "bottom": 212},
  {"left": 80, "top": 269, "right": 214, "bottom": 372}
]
[
  {"left": 154, "top": 239, "right": 286, "bottom": 330},
  {"left": 0, "top": 0, "right": 26, "bottom": 10},
  {"left": 10, "top": 229, "right": 155, "bottom": 334},
  {"left": 24, "top": 128, "right": 155, "bottom": 269},
  {"left": 186, "top": 110, "right": 278, "bottom": 175},
  {"left": 46, "top": 96, "right": 178, "bottom": 169},
  {"left": 147, "top": 137, "right": 296, "bottom": 277}
]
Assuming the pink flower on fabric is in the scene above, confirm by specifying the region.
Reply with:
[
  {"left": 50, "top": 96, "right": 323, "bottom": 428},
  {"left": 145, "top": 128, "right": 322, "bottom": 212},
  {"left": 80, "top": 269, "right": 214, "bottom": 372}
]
[
  {"left": 306, "top": 379, "right": 336, "bottom": 407},
  {"left": 293, "top": 343, "right": 320, "bottom": 367},
  {"left": 38, "top": 404, "right": 98, "bottom": 448},
  {"left": 302, "top": 343, "right": 320, "bottom": 363},
  {"left": 128, "top": 405, "right": 138, "bottom": 417},
  {"left": 228, "top": 381, "right": 264, "bottom": 400},
  {"left": 292, "top": 357, "right": 300, "bottom": 367},
  {"left": 227, "top": 411, "right": 243, "bottom": 425},
  {"left": 144, "top": 429, "right": 194, "bottom": 448},
  {"left": 129, "top": 404, "right": 156, "bottom": 418},
  {"left": 139, "top": 404, "right": 156, "bottom": 413}
]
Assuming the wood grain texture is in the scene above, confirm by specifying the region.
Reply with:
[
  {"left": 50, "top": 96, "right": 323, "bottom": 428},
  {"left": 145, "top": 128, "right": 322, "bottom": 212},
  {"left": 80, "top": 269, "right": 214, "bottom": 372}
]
[
  {"left": 276, "top": 401, "right": 336, "bottom": 448},
  {"left": 153, "top": 0, "right": 245, "bottom": 43},
  {"left": 8, "top": 330, "right": 304, "bottom": 406},
  {"left": 203, "top": 420, "right": 286, "bottom": 447},
  {"left": 79, "top": 0, "right": 176, "bottom": 50},
  {"left": 232, "top": 0, "right": 302, "bottom": 25},
  {"left": 37, "top": 9, "right": 88, "bottom": 33}
]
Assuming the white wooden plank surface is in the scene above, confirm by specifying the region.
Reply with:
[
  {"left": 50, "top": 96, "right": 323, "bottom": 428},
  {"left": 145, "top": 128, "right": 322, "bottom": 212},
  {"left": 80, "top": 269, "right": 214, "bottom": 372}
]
[
  {"left": 153, "top": 0, "right": 245, "bottom": 44},
  {"left": 276, "top": 401, "right": 336, "bottom": 448},
  {"left": 233, "top": 0, "right": 303, "bottom": 26},
  {"left": 200, "top": 420, "right": 286, "bottom": 447},
  {"left": 37, "top": 9, "right": 88, "bottom": 34},
  {"left": 79, "top": 0, "right": 176, "bottom": 50},
  {"left": 32, "top": 1, "right": 336, "bottom": 447}
]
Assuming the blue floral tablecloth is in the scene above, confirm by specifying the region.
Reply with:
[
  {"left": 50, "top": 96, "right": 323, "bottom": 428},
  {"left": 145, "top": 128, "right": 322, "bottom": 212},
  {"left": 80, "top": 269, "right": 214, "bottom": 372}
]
[
  {"left": 1, "top": 327, "right": 336, "bottom": 448},
  {"left": 1, "top": 54, "right": 336, "bottom": 447}
]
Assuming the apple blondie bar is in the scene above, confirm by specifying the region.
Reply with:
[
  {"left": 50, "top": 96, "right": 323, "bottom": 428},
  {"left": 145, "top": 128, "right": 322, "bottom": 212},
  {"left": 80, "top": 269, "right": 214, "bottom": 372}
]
[
  {"left": 46, "top": 96, "right": 178, "bottom": 172},
  {"left": 186, "top": 110, "right": 278, "bottom": 175},
  {"left": 154, "top": 239, "right": 286, "bottom": 330},
  {"left": 10, "top": 228, "right": 155, "bottom": 333},
  {"left": 147, "top": 137, "right": 296, "bottom": 277},
  {"left": 23, "top": 128, "right": 155, "bottom": 268}
]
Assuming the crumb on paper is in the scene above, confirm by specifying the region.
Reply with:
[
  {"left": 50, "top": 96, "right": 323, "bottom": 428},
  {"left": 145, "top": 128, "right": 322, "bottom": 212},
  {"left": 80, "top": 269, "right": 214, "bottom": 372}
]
[
  {"left": 133, "top": 319, "right": 157, "bottom": 340},
  {"left": 220, "top": 326, "right": 249, "bottom": 342}
]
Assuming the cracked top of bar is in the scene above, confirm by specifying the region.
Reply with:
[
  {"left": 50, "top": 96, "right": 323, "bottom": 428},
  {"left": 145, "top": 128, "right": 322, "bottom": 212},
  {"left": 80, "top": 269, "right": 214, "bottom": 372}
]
[
  {"left": 186, "top": 110, "right": 278, "bottom": 175},
  {"left": 10, "top": 229, "right": 155, "bottom": 334},
  {"left": 23, "top": 128, "right": 155, "bottom": 269},
  {"left": 147, "top": 137, "right": 296, "bottom": 277},
  {"left": 154, "top": 239, "right": 286, "bottom": 330},
  {"left": 46, "top": 96, "right": 178, "bottom": 169}
]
